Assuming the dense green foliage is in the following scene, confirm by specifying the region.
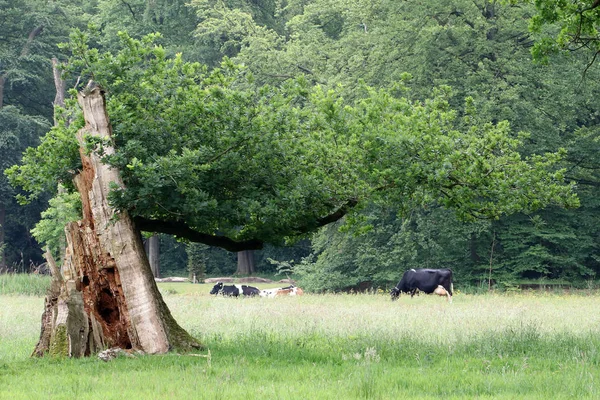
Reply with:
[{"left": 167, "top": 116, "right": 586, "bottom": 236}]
[
  {"left": 0, "top": 0, "right": 91, "bottom": 269},
  {"left": 29, "top": 188, "right": 80, "bottom": 266},
  {"left": 10, "top": 30, "right": 576, "bottom": 242},
  {"left": 186, "top": 242, "right": 208, "bottom": 281},
  {"left": 529, "top": 0, "right": 600, "bottom": 64},
  {"left": 214, "top": 0, "right": 600, "bottom": 291},
  {"left": 1, "top": 0, "right": 599, "bottom": 290}
]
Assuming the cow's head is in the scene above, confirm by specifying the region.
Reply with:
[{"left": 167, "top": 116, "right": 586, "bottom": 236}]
[
  {"left": 209, "top": 282, "right": 223, "bottom": 295},
  {"left": 390, "top": 287, "right": 401, "bottom": 301}
]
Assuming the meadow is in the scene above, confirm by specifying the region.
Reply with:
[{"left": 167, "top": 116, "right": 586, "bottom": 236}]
[{"left": 1, "top": 277, "right": 600, "bottom": 399}]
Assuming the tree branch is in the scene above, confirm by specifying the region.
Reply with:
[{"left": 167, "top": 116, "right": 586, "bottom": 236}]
[
  {"left": 297, "top": 65, "right": 314, "bottom": 75},
  {"left": 120, "top": 0, "right": 137, "bottom": 19},
  {"left": 292, "top": 198, "right": 359, "bottom": 235},
  {"left": 133, "top": 217, "right": 265, "bottom": 251},
  {"left": 564, "top": 176, "right": 600, "bottom": 187},
  {"left": 582, "top": 49, "right": 600, "bottom": 79},
  {"left": 582, "top": 0, "right": 600, "bottom": 13},
  {"left": 20, "top": 25, "right": 44, "bottom": 58},
  {"left": 133, "top": 198, "right": 360, "bottom": 251}
]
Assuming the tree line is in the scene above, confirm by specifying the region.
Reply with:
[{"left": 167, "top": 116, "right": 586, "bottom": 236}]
[{"left": 2, "top": 0, "right": 599, "bottom": 293}]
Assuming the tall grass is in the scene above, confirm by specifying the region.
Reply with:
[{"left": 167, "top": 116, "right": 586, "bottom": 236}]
[
  {"left": 2, "top": 283, "right": 600, "bottom": 398},
  {"left": 0, "top": 273, "right": 50, "bottom": 296}
]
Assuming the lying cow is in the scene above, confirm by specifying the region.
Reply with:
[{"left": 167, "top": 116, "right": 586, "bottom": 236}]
[
  {"left": 209, "top": 282, "right": 260, "bottom": 297},
  {"left": 209, "top": 282, "right": 239, "bottom": 297},
  {"left": 259, "top": 285, "right": 304, "bottom": 298},
  {"left": 390, "top": 268, "right": 453, "bottom": 302}
]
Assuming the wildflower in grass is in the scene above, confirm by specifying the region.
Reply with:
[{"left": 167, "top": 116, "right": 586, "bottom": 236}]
[
  {"left": 364, "top": 347, "right": 380, "bottom": 363},
  {"left": 342, "top": 347, "right": 380, "bottom": 363}
]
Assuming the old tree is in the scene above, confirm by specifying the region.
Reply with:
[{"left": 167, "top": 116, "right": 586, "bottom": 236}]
[{"left": 8, "top": 32, "right": 577, "bottom": 356}]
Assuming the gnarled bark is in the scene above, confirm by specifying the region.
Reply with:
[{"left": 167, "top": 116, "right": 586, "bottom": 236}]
[{"left": 33, "top": 83, "right": 202, "bottom": 357}]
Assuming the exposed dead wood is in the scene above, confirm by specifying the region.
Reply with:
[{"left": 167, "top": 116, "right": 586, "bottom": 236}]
[{"left": 33, "top": 83, "right": 201, "bottom": 358}]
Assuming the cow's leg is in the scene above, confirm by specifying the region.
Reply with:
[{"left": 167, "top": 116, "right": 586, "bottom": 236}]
[
  {"left": 444, "top": 282, "right": 453, "bottom": 296},
  {"left": 444, "top": 283, "right": 453, "bottom": 303}
]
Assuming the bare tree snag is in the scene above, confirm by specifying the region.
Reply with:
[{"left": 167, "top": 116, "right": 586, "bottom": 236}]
[
  {"left": 52, "top": 58, "right": 67, "bottom": 125},
  {"left": 33, "top": 83, "right": 202, "bottom": 357},
  {"left": 20, "top": 25, "right": 44, "bottom": 58}
]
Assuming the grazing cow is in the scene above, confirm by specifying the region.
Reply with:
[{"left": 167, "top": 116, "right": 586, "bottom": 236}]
[
  {"left": 390, "top": 268, "right": 453, "bottom": 302},
  {"left": 260, "top": 285, "right": 304, "bottom": 298}
]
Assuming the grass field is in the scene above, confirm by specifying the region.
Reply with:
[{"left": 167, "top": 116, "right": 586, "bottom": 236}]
[{"left": 1, "top": 280, "right": 600, "bottom": 399}]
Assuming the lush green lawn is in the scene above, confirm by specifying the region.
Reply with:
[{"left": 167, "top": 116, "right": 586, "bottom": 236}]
[{"left": 1, "top": 285, "right": 600, "bottom": 399}]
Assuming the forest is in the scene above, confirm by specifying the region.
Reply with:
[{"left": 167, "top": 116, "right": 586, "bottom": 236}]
[{"left": 2, "top": 0, "right": 599, "bottom": 293}]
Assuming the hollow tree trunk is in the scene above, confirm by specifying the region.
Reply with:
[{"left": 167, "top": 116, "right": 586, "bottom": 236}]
[
  {"left": 235, "top": 250, "right": 255, "bottom": 275},
  {"left": 33, "top": 84, "right": 201, "bottom": 357}
]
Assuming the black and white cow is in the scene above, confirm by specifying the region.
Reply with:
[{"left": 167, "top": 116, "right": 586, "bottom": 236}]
[
  {"left": 390, "top": 268, "right": 453, "bottom": 302},
  {"left": 239, "top": 285, "right": 260, "bottom": 297},
  {"left": 209, "top": 282, "right": 260, "bottom": 297},
  {"left": 210, "top": 282, "right": 239, "bottom": 297}
]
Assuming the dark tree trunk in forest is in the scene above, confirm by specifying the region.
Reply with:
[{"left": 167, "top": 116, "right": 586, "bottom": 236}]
[
  {"left": 236, "top": 250, "right": 255, "bottom": 275},
  {"left": 0, "top": 204, "right": 5, "bottom": 271},
  {"left": 0, "top": 75, "right": 4, "bottom": 109},
  {"left": 470, "top": 233, "right": 481, "bottom": 263},
  {"left": 33, "top": 84, "right": 201, "bottom": 357},
  {"left": 1, "top": 71, "right": 5, "bottom": 270},
  {"left": 146, "top": 234, "right": 160, "bottom": 278}
]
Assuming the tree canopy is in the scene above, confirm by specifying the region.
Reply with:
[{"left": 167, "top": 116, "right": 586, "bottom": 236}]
[
  {"left": 530, "top": 0, "right": 600, "bottom": 67},
  {"left": 7, "top": 30, "right": 577, "bottom": 252}
]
